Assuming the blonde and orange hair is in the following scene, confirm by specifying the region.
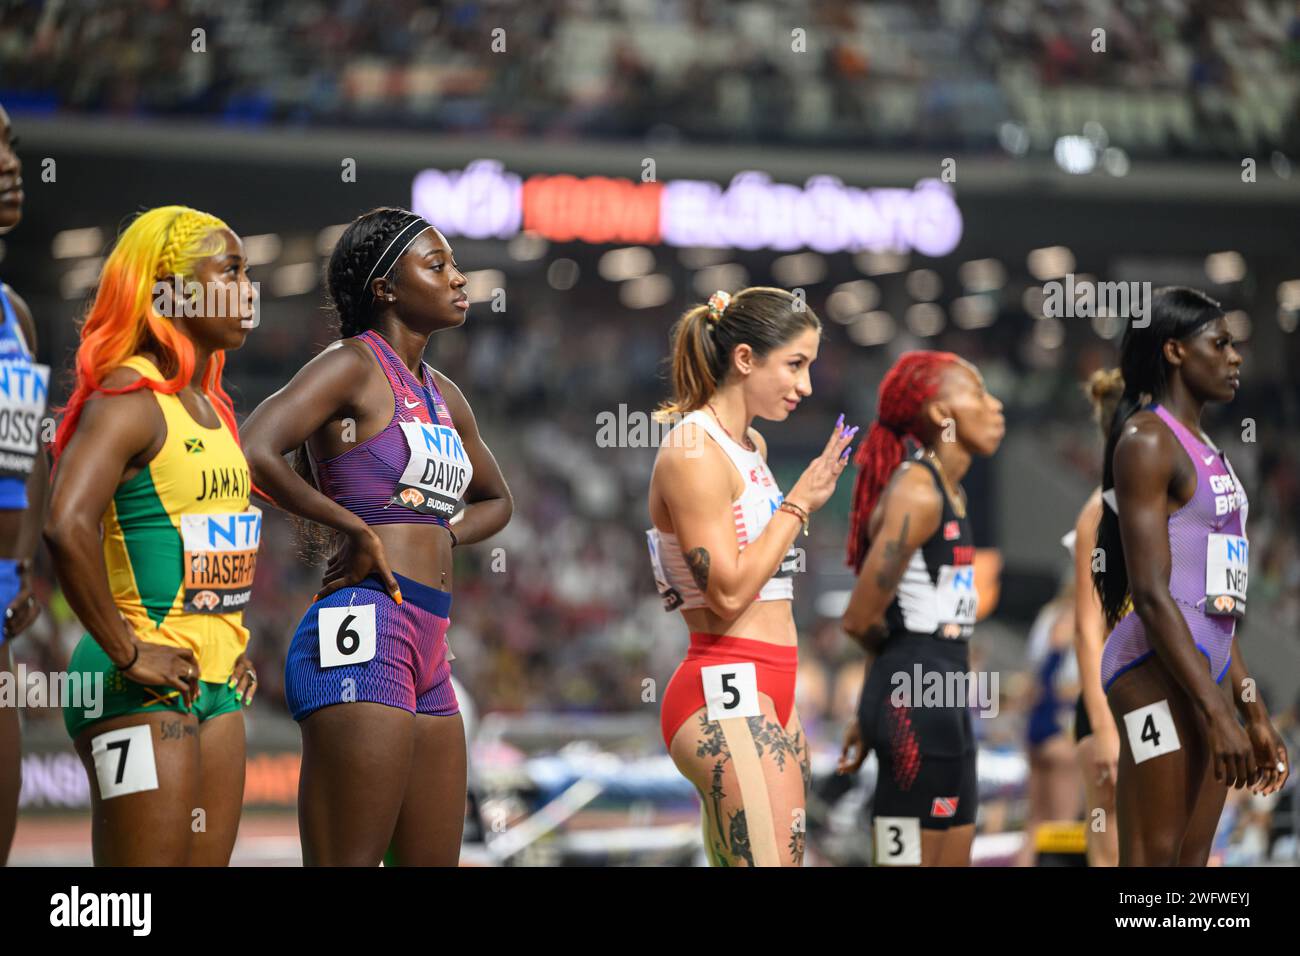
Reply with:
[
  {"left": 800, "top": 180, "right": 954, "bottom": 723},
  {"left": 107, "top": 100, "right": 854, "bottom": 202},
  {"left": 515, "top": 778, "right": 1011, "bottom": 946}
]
[{"left": 53, "top": 205, "right": 238, "bottom": 459}]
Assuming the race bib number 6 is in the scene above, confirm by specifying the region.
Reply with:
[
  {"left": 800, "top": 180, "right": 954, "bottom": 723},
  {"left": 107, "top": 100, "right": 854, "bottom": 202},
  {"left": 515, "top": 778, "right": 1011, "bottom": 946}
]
[
  {"left": 318, "top": 603, "right": 377, "bottom": 668},
  {"left": 701, "top": 662, "right": 760, "bottom": 721}
]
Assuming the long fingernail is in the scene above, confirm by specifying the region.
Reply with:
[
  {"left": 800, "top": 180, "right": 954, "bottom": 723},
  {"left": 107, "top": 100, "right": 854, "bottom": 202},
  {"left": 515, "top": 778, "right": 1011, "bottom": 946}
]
[
  {"left": 312, "top": 593, "right": 320, "bottom": 602},
  {"left": 841, "top": 446, "right": 854, "bottom": 461},
  {"left": 394, "top": 590, "right": 403, "bottom": 606},
  {"left": 846, "top": 426, "right": 859, "bottom": 439},
  {"left": 835, "top": 412, "right": 844, "bottom": 432}
]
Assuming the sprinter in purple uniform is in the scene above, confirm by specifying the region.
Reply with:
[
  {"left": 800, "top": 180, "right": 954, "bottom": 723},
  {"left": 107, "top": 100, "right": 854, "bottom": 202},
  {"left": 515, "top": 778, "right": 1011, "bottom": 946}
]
[
  {"left": 1093, "top": 287, "right": 1289, "bottom": 866},
  {"left": 242, "top": 208, "right": 512, "bottom": 866}
]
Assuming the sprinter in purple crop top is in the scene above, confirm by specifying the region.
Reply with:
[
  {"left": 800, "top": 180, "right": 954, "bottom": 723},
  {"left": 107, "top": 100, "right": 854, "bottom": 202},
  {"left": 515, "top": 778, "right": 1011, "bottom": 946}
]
[
  {"left": 242, "top": 208, "right": 512, "bottom": 866},
  {"left": 1092, "top": 287, "right": 1288, "bottom": 866}
]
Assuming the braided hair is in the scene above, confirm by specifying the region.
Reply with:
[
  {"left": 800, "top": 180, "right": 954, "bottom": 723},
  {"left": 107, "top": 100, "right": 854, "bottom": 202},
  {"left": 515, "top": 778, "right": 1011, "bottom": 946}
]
[
  {"left": 286, "top": 207, "right": 428, "bottom": 559},
  {"left": 54, "top": 205, "right": 235, "bottom": 460},
  {"left": 845, "top": 350, "right": 959, "bottom": 572},
  {"left": 326, "top": 207, "right": 425, "bottom": 338}
]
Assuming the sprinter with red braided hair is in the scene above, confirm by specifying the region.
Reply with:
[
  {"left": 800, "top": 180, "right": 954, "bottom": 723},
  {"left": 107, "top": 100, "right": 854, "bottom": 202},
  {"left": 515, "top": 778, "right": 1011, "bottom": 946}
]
[{"left": 836, "top": 350, "right": 1005, "bottom": 866}]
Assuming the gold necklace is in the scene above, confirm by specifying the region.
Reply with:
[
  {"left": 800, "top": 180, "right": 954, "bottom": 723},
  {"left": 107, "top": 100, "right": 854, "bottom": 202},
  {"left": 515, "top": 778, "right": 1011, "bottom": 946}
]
[
  {"left": 925, "top": 448, "right": 967, "bottom": 519},
  {"left": 706, "top": 402, "right": 755, "bottom": 451}
]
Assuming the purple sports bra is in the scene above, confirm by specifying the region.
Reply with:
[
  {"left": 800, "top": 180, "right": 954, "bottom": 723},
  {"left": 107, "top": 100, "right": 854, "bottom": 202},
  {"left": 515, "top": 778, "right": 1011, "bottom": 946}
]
[{"left": 313, "top": 330, "right": 473, "bottom": 527}]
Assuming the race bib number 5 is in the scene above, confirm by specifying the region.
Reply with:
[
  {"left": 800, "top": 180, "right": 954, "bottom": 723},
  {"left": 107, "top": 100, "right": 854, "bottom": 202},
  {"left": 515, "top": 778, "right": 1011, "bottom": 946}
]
[
  {"left": 392, "top": 421, "right": 470, "bottom": 518},
  {"left": 1205, "top": 533, "right": 1247, "bottom": 618},
  {"left": 180, "top": 507, "right": 262, "bottom": 613},
  {"left": 700, "top": 662, "right": 760, "bottom": 721}
]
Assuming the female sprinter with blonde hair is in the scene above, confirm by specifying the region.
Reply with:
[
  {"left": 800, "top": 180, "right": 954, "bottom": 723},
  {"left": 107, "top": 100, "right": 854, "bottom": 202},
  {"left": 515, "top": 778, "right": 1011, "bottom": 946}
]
[
  {"left": 647, "top": 288, "right": 855, "bottom": 866},
  {"left": 45, "top": 206, "right": 261, "bottom": 865}
]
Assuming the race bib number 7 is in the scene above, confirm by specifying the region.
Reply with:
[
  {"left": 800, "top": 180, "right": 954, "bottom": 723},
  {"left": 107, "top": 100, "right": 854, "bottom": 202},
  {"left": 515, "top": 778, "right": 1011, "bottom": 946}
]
[{"left": 180, "top": 507, "right": 261, "bottom": 613}]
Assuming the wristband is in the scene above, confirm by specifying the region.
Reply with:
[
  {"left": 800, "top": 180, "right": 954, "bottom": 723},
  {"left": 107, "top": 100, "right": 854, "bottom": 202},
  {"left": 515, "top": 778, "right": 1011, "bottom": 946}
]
[
  {"left": 118, "top": 642, "right": 140, "bottom": 673},
  {"left": 778, "top": 501, "right": 810, "bottom": 536}
]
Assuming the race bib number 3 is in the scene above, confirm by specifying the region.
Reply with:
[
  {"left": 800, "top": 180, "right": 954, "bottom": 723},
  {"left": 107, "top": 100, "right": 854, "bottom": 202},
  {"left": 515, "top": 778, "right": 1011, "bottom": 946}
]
[
  {"left": 0, "top": 360, "right": 49, "bottom": 479},
  {"left": 180, "top": 508, "right": 262, "bottom": 613},
  {"left": 701, "top": 662, "right": 760, "bottom": 721},
  {"left": 874, "top": 816, "right": 922, "bottom": 866},
  {"left": 936, "top": 564, "right": 979, "bottom": 637},
  {"left": 1205, "top": 533, "right": 1247, "bottom": 618},
  {"left": 90, "top": 725, "right": 159, "bottom": 800},
  {"left": 392, "top": 421, "right": 470, "bottom": 518},
  {"left": 318, "top": 602, "right": 377, "bottom": 668},
  {"left": 1123, "top": 699, "right": 1181, "bottom": 764}
]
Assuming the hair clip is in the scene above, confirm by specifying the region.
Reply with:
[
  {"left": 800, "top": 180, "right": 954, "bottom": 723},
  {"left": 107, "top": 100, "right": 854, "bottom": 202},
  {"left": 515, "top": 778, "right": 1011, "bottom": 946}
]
[{"left": 706, "top": 290, "right": 732, "bottom": 324}]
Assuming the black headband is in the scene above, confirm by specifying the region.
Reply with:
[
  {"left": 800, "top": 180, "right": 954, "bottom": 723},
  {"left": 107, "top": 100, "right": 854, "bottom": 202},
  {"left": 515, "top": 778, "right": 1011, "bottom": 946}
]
[{"left": 361, "top": 215, "right": 433, "bottom": 307}]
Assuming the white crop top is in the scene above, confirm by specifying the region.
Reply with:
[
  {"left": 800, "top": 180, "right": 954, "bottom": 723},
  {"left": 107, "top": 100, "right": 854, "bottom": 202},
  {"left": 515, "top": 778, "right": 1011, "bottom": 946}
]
[{"left": 646, "top": 409, "right": 797, "bottom": 612}]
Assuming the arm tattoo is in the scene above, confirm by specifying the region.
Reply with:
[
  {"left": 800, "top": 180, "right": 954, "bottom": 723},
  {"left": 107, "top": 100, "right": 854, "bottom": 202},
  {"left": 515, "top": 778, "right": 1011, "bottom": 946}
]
[
  {"left": 686, "top": 547, "right": 711, "bottom": 592},
  {"left": 874, "top": 513, "right": 911, "bottom": 591}
]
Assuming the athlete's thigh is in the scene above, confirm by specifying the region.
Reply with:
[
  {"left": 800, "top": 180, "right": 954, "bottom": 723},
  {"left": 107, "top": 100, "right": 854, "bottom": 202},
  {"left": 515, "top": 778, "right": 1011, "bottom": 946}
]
[
  {"left": 670, "top": 695, "right": 804, "bottom": 867},
  {"left": 931, "top": 823, "right": 975, "bottom": 866},
  {"left": 0, "top": 644, "right": 19, "bottom": 865},
  {"left": 298, "top": 701, "right": 415, "bottom": 866},
  {"left": 1107, "top": 660, "right": 1197, "bottom": 866},
  {"left": 190, "top": 710, "right": 246, "bottom": 866},
  {"left": 74, "top": 710, "right": 201, "bottom": 866},
  {"left": 389, "top": 712, "right": 466, "bottom": 867}
]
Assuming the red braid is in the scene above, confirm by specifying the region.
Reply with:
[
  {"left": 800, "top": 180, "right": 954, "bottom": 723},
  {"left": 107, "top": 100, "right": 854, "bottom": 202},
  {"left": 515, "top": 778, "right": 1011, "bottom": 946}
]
[{"left": 846, "top": 350, "right": 959, "bottom": 570}]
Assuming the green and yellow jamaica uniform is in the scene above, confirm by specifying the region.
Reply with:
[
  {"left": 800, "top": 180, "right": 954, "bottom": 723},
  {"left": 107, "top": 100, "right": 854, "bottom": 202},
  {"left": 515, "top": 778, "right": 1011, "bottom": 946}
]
[{"left": 64, "top": 356, "right": 262, "bottom": 739}]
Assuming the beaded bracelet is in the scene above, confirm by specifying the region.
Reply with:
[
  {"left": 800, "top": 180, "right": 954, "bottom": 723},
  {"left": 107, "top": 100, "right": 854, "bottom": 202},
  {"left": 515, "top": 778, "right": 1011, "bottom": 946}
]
[{"left": 778, "top": 500, "right": 810, "bottom": 536}]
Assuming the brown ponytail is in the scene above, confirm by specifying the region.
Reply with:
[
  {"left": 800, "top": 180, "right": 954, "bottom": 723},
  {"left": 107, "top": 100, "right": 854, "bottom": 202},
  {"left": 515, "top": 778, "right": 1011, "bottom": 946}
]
[{"left": 654, "top": 286, "right": 821, "bottom": 423}]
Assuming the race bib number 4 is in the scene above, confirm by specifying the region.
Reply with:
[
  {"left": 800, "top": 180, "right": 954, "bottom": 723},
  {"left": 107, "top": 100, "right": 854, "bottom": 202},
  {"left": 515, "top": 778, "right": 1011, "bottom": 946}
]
[
  {"left": 180, "top": 508, "right": 261, "bottom": 613},
  {"left": 1122, "top": 699, "right": 1181, "bottom": 764},
  {"left": 701, "top": 662, "right": 761, "bottom": 721},
  {"left": 936, "top": 564, "right": 979, "bottom": 638},
  {"left": 392, "top": 421, "right": 470, "bottom": 518},
  {"left": 1205, "top": 533, "right": 1247, "bottom": 618},
  {"left": 0, "top": 360, "right": 49, "bottom": 479}
]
